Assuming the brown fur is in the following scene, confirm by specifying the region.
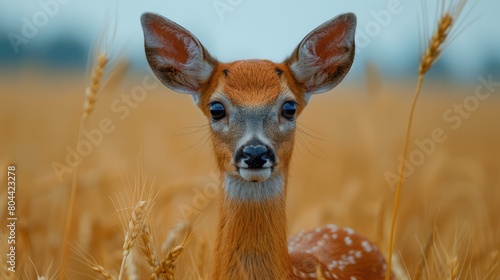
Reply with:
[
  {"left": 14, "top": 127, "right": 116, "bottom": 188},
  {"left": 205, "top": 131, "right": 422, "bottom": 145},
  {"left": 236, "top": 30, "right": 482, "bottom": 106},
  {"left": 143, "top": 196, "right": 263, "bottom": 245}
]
[
  {"left": 205, "top": 65, "right": 297, "bottom": 277},
  {"left": 211, "top": 191, "right": 290, "bottom": 280},
  {"left": 198, "top": 60, "right": 307, "bottom": 117},
  {"left": 140, "top": 12, "right": 392, "bottom": 279}
]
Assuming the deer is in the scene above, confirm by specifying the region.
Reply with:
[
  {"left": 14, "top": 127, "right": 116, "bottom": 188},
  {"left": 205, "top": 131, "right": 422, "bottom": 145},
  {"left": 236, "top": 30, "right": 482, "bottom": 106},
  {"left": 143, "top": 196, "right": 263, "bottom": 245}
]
[{"left": 141, "top": 12, "right": 392, "bottom": 280}]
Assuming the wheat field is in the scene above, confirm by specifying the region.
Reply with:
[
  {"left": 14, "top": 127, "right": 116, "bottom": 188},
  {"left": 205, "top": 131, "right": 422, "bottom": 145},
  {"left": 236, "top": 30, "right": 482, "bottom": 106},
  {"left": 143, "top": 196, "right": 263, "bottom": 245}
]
[{"left": 0, "top": 64, "right": 499, "bottom": 279}]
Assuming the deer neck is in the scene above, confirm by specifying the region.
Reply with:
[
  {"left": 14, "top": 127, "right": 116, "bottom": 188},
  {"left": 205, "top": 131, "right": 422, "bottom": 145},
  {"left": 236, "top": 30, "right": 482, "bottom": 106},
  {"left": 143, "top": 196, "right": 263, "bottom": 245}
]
[{"left": 211, "top": 174, "right": 291, "bottom": 280}]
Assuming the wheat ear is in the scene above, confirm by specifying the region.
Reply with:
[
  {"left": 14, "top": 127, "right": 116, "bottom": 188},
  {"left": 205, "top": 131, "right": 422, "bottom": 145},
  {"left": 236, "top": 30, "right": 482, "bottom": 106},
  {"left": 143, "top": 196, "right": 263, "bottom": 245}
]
[
  {"left": 59, "top": 51, "right": 109, "bottom": 280},
  {"left": 385, "top": 1, "right": 467, "bottom": 279},
  {"left": 151, "top": 245, "right": 184, "bottom": 280},
  {"left": 140, "top": 223, "right": 160, "bottom": 275},
  {"left": 90, "top": 264, "right": 116, "bottom": 280},
  {"left": 162, "top": 220, "right": 189, "bottom": 253},
  {"left": 117, "top": 200, "right": 148, "bottom": 280},
  {"left": 82, "top": 53, "right": 108, "bottom": 120}
]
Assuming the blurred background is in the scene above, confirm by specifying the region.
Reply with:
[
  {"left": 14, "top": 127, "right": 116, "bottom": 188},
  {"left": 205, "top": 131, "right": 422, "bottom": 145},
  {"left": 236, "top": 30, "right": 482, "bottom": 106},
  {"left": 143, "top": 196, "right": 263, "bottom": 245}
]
[
  {"left": 1, "top": 0, "right": 499, "bottom": 79},
  {"left": 1, "top": 0, "right": 499, "bottom": 279}
]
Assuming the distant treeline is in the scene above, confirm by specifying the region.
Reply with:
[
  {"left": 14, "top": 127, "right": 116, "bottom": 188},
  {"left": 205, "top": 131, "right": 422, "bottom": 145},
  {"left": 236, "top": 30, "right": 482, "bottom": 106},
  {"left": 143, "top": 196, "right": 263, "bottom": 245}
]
[{"left": 1, "top": 29, "right": 499, "bottom": 81}]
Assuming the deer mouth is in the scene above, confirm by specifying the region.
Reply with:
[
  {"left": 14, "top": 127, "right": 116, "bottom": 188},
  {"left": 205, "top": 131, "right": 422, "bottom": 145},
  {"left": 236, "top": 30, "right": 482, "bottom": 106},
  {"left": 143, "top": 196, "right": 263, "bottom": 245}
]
[
  {"left": 224, "top": 171, "right": 284, "bottom": 201},
  {"left": 238, "top": 167, "right": 272, "bottom": 182}
]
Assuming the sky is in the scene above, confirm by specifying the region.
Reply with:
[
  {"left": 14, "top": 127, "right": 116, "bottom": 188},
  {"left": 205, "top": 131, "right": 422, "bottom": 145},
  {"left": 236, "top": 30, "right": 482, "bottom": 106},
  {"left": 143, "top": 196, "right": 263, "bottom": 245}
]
[{"left": 1, "top": 0, "right": 499, "bottom": 81}]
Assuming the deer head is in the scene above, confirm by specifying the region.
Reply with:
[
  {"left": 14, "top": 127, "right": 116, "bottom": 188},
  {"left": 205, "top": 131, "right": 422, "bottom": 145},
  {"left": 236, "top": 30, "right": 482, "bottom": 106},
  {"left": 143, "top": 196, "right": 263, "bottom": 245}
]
[{"left": 141, "top": 13, "right": 356, "bottom": 201}]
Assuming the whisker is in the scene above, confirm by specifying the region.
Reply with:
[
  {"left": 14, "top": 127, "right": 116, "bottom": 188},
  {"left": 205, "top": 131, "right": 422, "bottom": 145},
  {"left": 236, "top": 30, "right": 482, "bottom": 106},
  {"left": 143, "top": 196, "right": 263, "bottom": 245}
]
[
  {"left": 292, "top": 134, "right": 305, "bottom": 161},
  {"left": 171, "top": 124, "right": 209, "bottom": 137},
  {"left": 297, "top": 122, "right": 330, "bottom": 141},
  {"left": 182, "top": 123, "right": 210, "bottom": 129},
  {"left": 297, "top": 130, "right": 327, "bottom": 154},
  {"left": 175, "top": 132, "right": 210, "bottom": 154},
  {"left": 297, "top": 127, "right": 330, "bottom": 143},
  {"left": 171, "top": 128, "right": 208, "bottom": 137},
  {"left": 192, "top": 132, "right": 212, "bottom": 159},
  {"left": 296, "top": 123, "right": 330, "bottom": 149},
  {"left": 295, "top": 136, "right": 315, "bottom": 162},
  {"left": 295, "top": 132, "right": 330, "bottom": 162}
]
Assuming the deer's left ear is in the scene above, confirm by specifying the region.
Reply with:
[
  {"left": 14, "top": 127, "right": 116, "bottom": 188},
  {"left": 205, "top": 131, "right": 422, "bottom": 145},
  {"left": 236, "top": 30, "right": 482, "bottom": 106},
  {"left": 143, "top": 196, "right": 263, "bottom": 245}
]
[{"left": 286, "top": 13, "right": 356, "bottom": 97}]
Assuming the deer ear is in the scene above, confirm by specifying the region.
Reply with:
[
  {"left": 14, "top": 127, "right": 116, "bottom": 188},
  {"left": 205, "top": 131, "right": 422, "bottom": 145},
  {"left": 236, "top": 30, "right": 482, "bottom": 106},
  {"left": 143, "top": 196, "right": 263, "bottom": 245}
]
[
  {"left": 140, "top": 13, "right": 217, "bottom": 103},
  {"left": 286, "top": 13, "right": 356, "bottom": 98}
]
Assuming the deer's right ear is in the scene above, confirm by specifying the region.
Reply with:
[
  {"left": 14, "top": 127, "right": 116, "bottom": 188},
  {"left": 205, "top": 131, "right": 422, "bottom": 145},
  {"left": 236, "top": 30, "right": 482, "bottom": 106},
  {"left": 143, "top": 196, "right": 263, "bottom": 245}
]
[{"left": 140, "top": 13, "right": 217, "bottom": 103}]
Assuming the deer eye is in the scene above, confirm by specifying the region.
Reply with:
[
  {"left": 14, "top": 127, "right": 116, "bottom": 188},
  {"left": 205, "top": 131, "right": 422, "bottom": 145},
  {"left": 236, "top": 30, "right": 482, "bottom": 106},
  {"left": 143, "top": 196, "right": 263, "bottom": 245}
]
[
  {"left": 281, "top": 101, "right": 296, "bottom": 120},
  {"left": 210, "top": 102, "right": 226, "bottom": 120}
]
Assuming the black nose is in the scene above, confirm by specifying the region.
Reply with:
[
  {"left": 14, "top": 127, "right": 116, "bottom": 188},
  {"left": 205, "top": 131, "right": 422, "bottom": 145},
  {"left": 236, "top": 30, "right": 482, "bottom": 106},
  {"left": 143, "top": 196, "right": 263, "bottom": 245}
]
[{"left": 242, "top": 145, "right": 271, "bottom": 168}]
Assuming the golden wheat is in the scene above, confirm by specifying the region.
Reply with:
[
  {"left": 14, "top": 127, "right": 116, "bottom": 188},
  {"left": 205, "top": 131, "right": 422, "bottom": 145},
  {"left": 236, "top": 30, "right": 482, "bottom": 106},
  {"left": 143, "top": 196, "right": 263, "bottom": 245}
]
[
  {"left": 151, "top": 245, "right": 184, "bottom": 280},
  {"left": 486, "top": 252, "right": 500, "bottom": 279},
  {"left": 118, "top": 200, "right": 148, "bottom": 280},
  {"left": 419, "top": 14, "right": 452, "bottom": 75},
  {"left": 447, "top": 256, "right": 458, "bottom": 280},
  {"left": 316, "top": 264, "right": 325, "bottom": 280},
  {"left": 125, "top": 250, "right": 139, "bottom": 280},
  {"left": 162, "top": 220, "right": 190, "bottom": 254},
  {"left": 59, "top": 50, "right": 110, "bottom": 280},
  {"left": 391, "top": 254, "right": 410, "bottom": 280},
  {"left": 83, "top": 53, "right": 108, "bottom": 121},
  {"left": 90, "top": 264, "right": 116, "bottom": 280},
  {"left": 196, "top": 237, "right": 207, "bottom": 279},
  {"left": 4, "top": 0, "right": 499, "bottom": 279},
  {"left": 414, "top": 231, "right": 435, "bottom": 280},
  {"left": 385, "top": 1, "right": 467, "bottom": 278},
  {"left": 3, "top": 68, "right": 499, "bottom": 279},
  {"left": 141, "top": 223, "right": 160, "bottom": 274}
]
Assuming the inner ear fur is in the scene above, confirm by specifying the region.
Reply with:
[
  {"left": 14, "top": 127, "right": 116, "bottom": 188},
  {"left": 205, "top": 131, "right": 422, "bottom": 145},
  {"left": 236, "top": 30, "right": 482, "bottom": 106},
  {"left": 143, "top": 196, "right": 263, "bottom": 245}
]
[
  {"left": 141, "top": 13, "right": 218, "bottom": 102},
  {"left": 285, "top": 13, "right": 357, "bottom": 96}
]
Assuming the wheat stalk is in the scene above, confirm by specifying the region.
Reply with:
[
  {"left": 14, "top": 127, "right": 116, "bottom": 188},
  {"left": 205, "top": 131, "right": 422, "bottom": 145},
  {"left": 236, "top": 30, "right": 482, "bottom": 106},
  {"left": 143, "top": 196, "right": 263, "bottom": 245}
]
[
  {"left": 447, "top": 256, "right": 459, "bottom": 280},
  {"left": 59, "top": 50, "right": 110, "bottom": 280},
  {"left": 391, "top": 253, "right": 411, "bottom": 280},
  {"left": 151, "top": 245, "right": 184, "bottom": 280},
  {"left": 82, "top": 53, "right": 108, "bottom": 121},
  {"left": 419, "top": 15, "right": 452, "bottom": 75},
  {"left": 487, "top": 250, "right": 499, "bottom": 277},
  {"left": 385, "top": 1, "right": 467, "bottom": 279},
  {"left": 123, "top": 201, "right": 147, "bottom": 257},
  {"left": 1, "top": 263, "right": 14, "bottom": 280},
  {"left": 375, "top": 198, "right": 387, "bottom": 249},
  {"left": 197, "top": 237, "right": 207, "bottom": 278},
  {"left": 118, "top": 200, "right": 148, "bottom": 280},
  {"left": 90, "top": 264, "right": 116, "bottom": 280},
  {"left": 414, "top": 231, "right": 435, "bottom": 280},
  {"left": 162, "top": 220, "right": 190, "bottom": 254},
  {"left": 316, "top": 264, "right": 326, "bottom": 280},
  {"left": 125, "top": 250, "right": 139, "bottom": 280},
  {"left": 141, "top": 223, "right": 160, "bottom": 274},
  {"left": 72, "top": 241, "right": 117, "bottom": 280}
]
